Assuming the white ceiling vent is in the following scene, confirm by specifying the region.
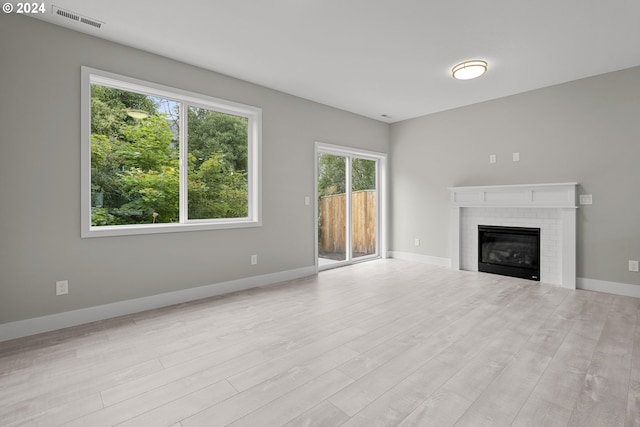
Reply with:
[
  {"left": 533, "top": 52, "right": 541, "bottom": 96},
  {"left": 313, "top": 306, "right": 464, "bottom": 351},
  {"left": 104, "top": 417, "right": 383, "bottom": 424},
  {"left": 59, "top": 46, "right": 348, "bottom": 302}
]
[{"left": 52, "top": 5, "right": 104, "bottom": 29}]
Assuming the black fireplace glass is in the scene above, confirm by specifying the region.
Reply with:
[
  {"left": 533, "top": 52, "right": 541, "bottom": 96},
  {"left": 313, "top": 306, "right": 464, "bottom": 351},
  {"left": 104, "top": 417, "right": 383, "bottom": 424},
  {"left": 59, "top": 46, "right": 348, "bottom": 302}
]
[{"left": 478, "top": 225, "right": 540, "bottom": 281}]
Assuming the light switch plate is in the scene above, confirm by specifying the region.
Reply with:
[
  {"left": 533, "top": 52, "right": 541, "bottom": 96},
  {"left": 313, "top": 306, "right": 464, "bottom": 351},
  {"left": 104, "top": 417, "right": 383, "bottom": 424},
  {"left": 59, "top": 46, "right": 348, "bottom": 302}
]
[
  {"left": 489, "top": 154, "right": 496, "bottom": 164},
  {"left": 512, "top": 152, "right": 520, "bottom": 162},
  {"left": 579, "top": 195, "right": 593, "bottom": 205}
]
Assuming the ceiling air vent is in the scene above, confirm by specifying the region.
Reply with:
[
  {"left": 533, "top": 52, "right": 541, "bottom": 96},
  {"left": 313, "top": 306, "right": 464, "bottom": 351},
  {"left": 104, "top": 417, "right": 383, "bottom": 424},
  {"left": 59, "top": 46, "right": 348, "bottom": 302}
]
[
  {"left": 52, "top": 5, "right": 104, "bottom": 29},
  {"left": 80, "top": 17, "right": 103, "bottom": 29},
  {"left": 54, "top": 7, "right": 79, "bottom": 22}
]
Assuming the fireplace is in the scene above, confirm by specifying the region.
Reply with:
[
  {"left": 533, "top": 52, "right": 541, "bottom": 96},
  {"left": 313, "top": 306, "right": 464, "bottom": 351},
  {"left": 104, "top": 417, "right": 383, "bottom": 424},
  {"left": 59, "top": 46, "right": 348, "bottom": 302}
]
[
  {"left": 449, "top": 183, "right": 577, "bottom": 288},
  {"left": 478, "top": 225, "right": 540, "bottom": 281}
]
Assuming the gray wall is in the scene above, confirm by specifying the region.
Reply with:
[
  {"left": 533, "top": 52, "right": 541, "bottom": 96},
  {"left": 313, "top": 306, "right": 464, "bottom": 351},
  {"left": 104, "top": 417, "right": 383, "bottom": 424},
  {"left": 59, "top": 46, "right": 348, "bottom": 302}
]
[
  {"left": 2, "top": 14, "right": 638, "bottom": 327},
  {"left": 390, "top": 66, "right": 640, "bottom": 286},
  {"left": 0, "top": 16, "right": 389, "bottom": 324}
]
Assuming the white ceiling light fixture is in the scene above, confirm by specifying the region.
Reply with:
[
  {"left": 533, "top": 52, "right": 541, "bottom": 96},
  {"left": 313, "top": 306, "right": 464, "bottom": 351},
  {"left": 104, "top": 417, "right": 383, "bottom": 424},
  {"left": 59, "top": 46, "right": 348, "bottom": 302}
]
[{"left": 452, "top": 60, "right": 488, "bottom": 80}]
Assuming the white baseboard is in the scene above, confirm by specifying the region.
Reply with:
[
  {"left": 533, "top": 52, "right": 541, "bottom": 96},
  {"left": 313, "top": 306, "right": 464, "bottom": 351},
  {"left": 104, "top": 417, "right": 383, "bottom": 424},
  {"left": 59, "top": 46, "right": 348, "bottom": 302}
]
[
  {"left": 0, "top": 266, "right": 316, "bottom": 343},
  {"left": 577, "top": 277, "right": 640, "bottom": 298},
  {"left": 388, "top": 251, "right": 451, "bottom": 268}
]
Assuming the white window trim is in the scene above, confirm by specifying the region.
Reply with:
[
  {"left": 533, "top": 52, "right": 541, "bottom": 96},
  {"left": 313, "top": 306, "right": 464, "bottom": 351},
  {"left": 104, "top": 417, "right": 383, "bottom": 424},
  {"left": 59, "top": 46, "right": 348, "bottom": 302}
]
[{"left": 81, "top": 66, "right": 262, "bottom": 238}]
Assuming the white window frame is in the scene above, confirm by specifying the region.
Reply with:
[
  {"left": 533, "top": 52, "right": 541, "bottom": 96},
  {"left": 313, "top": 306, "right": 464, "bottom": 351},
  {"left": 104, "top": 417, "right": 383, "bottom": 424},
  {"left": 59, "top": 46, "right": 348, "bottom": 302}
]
[{"left": 81, "top": 66, "right": 262, "bottom": 238}]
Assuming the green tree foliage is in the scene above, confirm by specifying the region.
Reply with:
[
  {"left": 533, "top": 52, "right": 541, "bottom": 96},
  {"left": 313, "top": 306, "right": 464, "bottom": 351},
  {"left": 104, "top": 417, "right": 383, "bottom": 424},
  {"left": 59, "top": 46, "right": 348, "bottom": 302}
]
[
  {"left": 318, "top": 154, "right": 345, "bottom": 197},
  {"left": 187, "top": 107, "right": 248, "bottom": 171},
  {"left": 187, "top": 108, "right": 248, "bottom": 219},
  {"left": 91, "top": 85, "right": 156, "bottom": 138},
  {"left": 90, "top": 85, "right": 249, "bottom": 226},
  {"left": 352, "top": 158, "right": 376, "bottom": 191},
  {"left": 119, "top": 166, "right": 179, "bottom": 223},
  {"left": 120, "top": 115, "right": 177, "bottom": 171},
  {"left": 188, "top": 153, "right": 248, "bottom": 219},
  {"left": 317, "top": 154, "right": 375, "bottom": 197}
]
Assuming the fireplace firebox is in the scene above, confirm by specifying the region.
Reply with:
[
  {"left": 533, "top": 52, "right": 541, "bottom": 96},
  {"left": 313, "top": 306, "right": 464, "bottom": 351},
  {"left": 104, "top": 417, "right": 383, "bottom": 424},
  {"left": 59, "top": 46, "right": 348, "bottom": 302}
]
[{"left": 478, "top": 225, "right": 540, "bottom": 281}]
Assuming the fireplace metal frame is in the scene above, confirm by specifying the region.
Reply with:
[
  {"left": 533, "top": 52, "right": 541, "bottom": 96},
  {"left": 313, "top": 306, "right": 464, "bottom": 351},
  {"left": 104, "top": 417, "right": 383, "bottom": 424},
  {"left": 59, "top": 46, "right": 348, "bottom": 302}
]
[{"left": 478, "top": 225, "right": 540, "bottom": 281}]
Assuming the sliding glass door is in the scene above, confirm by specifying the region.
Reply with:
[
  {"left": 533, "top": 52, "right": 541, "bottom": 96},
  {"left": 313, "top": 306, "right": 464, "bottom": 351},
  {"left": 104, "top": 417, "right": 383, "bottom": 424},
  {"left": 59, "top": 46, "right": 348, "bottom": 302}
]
[
  {"left": 316, "top": 144, "right": 384, "bottom": 270},
  {"left": 317, "top": 153, "right": 348, "bottom": 266},
  {"left": 351, "top": 158, "right": 377, "bottom": 260}
]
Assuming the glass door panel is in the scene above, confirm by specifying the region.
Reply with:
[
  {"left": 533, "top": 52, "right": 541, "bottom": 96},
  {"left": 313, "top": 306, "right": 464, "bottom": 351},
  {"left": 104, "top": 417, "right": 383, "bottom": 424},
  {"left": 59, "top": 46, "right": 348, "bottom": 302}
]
[
  {"left": 317, "top": 153, "right": 347, "bottom": 267},
  {"left": 351, "top": 158, "right": 377, "bottom": 259}
]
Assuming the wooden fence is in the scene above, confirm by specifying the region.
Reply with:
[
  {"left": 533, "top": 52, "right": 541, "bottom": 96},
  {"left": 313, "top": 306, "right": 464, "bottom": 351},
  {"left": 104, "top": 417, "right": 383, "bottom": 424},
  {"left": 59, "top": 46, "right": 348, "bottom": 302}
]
[{"left": 319, "top": 190, "right": 376, "bottom": 256}]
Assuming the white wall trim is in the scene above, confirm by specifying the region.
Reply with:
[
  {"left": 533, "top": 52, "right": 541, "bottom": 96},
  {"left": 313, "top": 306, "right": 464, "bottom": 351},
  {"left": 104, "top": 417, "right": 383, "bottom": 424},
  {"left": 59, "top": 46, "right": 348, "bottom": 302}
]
[
  {"left": 0, "top": 266, "right": 316, "bottom": 343},
  {"left": 388, "top": 251, "right": 452, "bottom": 268},
  {"left": 577, "top": 277, "right": 640, "bottom": 298}
]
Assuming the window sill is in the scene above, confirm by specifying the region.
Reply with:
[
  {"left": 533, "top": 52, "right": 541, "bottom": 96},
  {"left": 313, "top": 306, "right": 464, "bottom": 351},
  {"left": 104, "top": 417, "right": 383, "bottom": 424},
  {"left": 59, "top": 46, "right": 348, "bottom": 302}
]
[{"left": 81, "top": 219, "right": 261, "bottom": 238}]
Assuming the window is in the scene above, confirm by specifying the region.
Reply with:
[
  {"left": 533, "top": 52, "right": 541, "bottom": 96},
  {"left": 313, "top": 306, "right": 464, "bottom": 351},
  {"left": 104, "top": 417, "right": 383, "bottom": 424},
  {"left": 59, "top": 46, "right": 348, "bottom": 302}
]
[{"left": 81, "top": 67, "right": 261, "bottom": 237}]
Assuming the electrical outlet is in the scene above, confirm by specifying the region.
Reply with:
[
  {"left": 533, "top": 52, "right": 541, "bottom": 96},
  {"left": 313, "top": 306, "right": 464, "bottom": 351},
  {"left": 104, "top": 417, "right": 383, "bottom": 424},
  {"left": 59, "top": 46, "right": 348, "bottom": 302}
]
[
  {"left": 414, "top": 238, "right": 420, "bottom": 247},
  {"left": 489, "top": 154, "right": 497, "bottom": 164},
  {"left": 512, "top": 152, "right": 520, "bottom": 162},
  {"left": 251, "top": 254, "right": 258, "bottom": 265},
  {"left": 56, "top": 280, "right": 69, "bottom": 296},
  {"left": 630, "top": 260, "right": 639, "bottom": 272}
]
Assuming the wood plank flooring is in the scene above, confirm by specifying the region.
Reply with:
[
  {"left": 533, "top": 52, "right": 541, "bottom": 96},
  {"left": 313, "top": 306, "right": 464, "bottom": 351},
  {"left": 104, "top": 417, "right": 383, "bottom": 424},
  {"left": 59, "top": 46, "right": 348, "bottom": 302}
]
[{"left": 1, "top": 259, "right": 639, "bottom": 426}]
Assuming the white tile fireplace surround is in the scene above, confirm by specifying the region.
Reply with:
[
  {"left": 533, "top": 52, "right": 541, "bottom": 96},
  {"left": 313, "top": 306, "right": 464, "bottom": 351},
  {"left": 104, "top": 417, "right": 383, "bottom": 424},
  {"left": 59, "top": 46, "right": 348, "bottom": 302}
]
[{"left": 449, "top": 183, "right": 577, "bottom": 289}]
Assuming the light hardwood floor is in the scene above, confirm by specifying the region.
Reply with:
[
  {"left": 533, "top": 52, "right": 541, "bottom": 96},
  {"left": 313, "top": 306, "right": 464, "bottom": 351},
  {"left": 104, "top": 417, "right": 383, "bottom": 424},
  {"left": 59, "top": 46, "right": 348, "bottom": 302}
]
[{"left": 1, "top": 259, "right": 639, "bottom": 426}]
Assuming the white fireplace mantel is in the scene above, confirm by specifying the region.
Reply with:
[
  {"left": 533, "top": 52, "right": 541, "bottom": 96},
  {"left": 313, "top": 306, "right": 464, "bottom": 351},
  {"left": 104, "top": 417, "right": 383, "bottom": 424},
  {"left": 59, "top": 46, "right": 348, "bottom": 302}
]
[
  {"left": 449, "top": 182, "right": 578, "bottom": 209},
  {"left": 449, "top": 182, "right": 578, "bottom": 289}
]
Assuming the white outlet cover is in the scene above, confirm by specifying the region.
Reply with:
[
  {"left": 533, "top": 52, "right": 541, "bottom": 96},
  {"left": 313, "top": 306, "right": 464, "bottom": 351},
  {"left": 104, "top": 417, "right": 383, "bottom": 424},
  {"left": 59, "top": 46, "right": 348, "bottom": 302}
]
[
  {"left": 630, "top": 260, "right": 639, "bottom": 272},
  {"left": 304, "top": 196, "right": 310, "bottom": 206},
  {"left": 414, "top": 238, "right": 420, "bottom": 246},
  {"left": 489, "top": 154, "right": 496, "bottom": 164},
  {"left": 512, "top": 152, "right": 520, "bottom": 162},
  {"left": 56, "top": 280, "right": 69, "bottom": 295}
]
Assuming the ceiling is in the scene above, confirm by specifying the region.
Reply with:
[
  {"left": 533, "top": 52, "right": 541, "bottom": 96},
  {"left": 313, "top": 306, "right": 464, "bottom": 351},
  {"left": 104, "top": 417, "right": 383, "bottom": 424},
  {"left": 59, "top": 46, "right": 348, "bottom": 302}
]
[{"left": 31, "top": 0, "right": 640, "bottom": 123}]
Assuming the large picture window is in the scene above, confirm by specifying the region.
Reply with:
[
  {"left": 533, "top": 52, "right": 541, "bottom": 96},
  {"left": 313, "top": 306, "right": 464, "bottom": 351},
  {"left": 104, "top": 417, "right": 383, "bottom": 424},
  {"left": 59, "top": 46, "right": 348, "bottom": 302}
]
[{"left": 81, "top": 67, "right": 261, "bottom": 237}]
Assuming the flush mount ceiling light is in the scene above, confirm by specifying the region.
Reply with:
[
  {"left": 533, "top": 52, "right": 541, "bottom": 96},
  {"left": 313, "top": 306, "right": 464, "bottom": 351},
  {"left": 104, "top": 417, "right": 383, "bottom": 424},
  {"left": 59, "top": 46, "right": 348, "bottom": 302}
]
[{"left": 452, "top": 60, "right": 488, "bottom": 80}]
